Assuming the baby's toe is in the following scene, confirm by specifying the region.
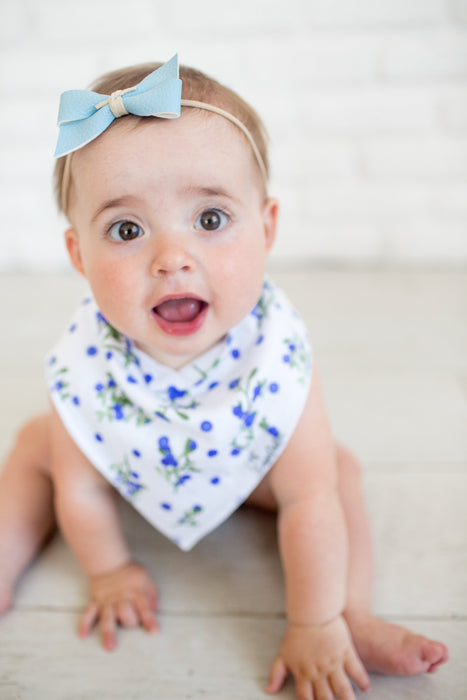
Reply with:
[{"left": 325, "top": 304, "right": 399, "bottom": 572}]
[{"left": 423, "top": 640, "right": 449, "bottom": 673}]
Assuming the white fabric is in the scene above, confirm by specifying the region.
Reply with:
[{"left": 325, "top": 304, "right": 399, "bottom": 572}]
[{"left": 46, "top": 279, "right": 312, "bottom": 551}]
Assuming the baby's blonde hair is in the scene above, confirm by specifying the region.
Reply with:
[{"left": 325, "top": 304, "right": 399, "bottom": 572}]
[{"left": 54, "top": 62, "right": 270, "bottom": 215}]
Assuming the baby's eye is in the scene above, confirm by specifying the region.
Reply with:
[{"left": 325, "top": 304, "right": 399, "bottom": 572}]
[
  {"left": 108, "top": 221, "right": 144, "bottom": 242},
  {"left": 195, "top": 209, "right": 228, "bottom": 232}
]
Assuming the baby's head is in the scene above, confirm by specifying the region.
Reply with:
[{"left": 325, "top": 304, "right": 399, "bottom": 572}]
[
  {"left": 54, "top": 60, "right": 270, "bottom": 215},
  {"left": 54, "top": 57, "right": 278, "bottom": 369}
]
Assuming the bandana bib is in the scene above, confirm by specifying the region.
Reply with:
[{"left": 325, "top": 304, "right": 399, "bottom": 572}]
[{"left": 46, "top": 279, "right": 312, "bottom": 551}]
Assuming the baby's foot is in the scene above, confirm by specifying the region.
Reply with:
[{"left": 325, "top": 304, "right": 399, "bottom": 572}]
[{"left": 345, "top": 611, "right": 449, "bottom": 676}]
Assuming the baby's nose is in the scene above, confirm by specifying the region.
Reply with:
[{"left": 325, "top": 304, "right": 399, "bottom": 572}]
[{"left": 150, "top": 236, "right": 196, "bottom": 276}]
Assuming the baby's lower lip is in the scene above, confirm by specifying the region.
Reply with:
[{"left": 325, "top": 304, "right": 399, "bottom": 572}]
[{"left": 152, "top": 301, "right": 208, "bottom": 336}]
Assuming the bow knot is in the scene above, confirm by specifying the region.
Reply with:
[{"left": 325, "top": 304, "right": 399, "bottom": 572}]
[
  {"left": 95, "top": 86, "right": 137, "bottom": 117},
  {"left": 55, "top": 55, "right": 182, "bottom": 157}
]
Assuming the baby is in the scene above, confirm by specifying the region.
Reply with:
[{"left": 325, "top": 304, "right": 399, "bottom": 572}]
[{"left": 0, "top": 56, "right": 448, "bottom": 699}]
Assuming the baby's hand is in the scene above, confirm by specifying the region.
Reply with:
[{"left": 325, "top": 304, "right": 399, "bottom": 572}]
[
  {"left": 78, "top": 561, "right": 159, "bottom": 651},
  {"left": 266, "top": 615, "right": 370, "bottom": 700}
]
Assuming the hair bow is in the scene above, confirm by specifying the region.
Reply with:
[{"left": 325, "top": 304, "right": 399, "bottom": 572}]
[{"left": 54, "top": 55, "right": 182, "bottom": 158}]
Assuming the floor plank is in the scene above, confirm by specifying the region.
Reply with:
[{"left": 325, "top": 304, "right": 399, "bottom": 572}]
[{"left": 0, "top": 269, "right": 465, "bottom": 699}]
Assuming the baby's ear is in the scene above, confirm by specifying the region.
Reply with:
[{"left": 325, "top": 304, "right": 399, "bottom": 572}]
[
  {"left": 64, "top": 228, "right": 85, "bottom": 276},
  {"left": 262, "top": 197, "right": 279, "bottom": 252}
]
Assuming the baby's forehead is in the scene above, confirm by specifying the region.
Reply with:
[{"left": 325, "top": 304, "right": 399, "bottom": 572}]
[
  {"left": 69, "top": 110, "right": 265, "bottom": 208},
  {"left": 73, "top": 110, "right": 259, "bottom": 177}
]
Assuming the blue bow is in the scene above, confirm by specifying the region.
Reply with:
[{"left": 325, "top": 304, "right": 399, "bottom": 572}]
[{"left": 55, "top": 55, "right": 182, "bottom": 157}]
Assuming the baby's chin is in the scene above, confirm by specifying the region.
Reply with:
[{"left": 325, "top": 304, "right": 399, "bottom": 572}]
[{"left": 134, "top": 333, "right": 226, "bottom": 371}]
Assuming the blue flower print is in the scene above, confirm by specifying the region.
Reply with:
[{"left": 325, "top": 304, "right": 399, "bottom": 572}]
[
  {"left": 233, "top": 404, "right": 244, "bottom": 419},
  {"left": 282, "top": 333, "right": 310, "bottom": 384},
  {"left": 96, "top": 311, "right": 108, "bottom": 324},
  {"left": 96, "top": 372, "right": 152, "bottom": 426},
  {"left": 152, "top": 385, "right": 199, "bottom": 422},
  {"left": 253, "top": 383, "right": 263, "bottom": 401},
  {"left": 201, "top": 421, "right": 213, "bottom": 432},
  {"left": 259, "top": 418, "right": 281, "bottom": 442},
  {"left": 109, "top": 455, "right": 146, "bottom": 499},
  {"left": 50, "top": 366, "right": 72, "bottom": 403},
  {"left": 168, "top": 386, "right": 187, "bottom": 401},
  {"left": 155, "top": 412, "right": 170, "bottom": 422},
  {"left": 192, "top": 356, "right": 221, "bottom": 388},
  {"left": 157, "top": 435, "right": 200, "bottom": 489},
  {"left": 159, "top": 436, "right": 170, "bottom": 451},
  {"left": 96, "top": 313, "right": 140, "bottom": 368},
  {"left": 162, "top": 452, "right": 178, "bottom": 467},
  {"left": 177, "top": 504, "right": 204, "bottom": 527},
  {"left": 229, "top": 368, "right": 266, "bottom": 455},
  {"left": 244, "top": 412, "right": 256, "bottom": 428},
  {"left": 113, "top": 403, "right": 124, "bottom": 420},
  {"left": 250, "top": 279, "right": 276, "bottom": 327}
]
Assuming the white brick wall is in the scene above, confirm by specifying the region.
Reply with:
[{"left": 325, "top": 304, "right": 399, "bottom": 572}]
[{"left": 0, "top": 0, "right": 466, "bottom": 269}]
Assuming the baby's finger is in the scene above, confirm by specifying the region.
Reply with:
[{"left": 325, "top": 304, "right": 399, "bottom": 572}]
[
  {"left": 135, "top": 597, "right": 159, "bottom": 634},
  {"left": 345, "top": 651, "right": 371, "bottom": 692},
  {"left": 78, "top": 602, "right": 99, "bottom": 638},
  {"left": 117, "top": 599, "right": 138, "bottom": 628},
  {"left": 101, "top": 604, "right": 117, "bottom": 651},
  {"left": 147, "top": 590, "right": 159, "bottom": 610},
  {"left": 296, "top": 676, "right": 313, "bottom": 700},
  {"left": 313, "top": 676, "right": 334, "bottom": 700},
  {"left": 266, "top": 656, "right": 288, "bottom": 694},
  {"left": 329, "top": 669, "right": 356, "bottom": 700}
]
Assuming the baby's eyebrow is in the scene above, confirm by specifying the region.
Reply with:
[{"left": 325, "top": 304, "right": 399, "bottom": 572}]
[
  {"left": 182, "top": 185, "right": 240, "bottom": 203},
  {"left": 91, "top": 196, "right": 138, "bottom": 223}
]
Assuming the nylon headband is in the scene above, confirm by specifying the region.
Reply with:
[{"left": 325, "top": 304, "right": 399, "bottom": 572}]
[{"left": 59, "top": 99, "right": 268, "bottom": 212}]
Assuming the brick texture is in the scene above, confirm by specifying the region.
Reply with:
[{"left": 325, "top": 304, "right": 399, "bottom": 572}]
[{"left": 1, "top": 0, "right": 466, "bottom": 268}]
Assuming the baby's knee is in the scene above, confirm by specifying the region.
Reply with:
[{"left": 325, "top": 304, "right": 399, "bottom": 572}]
[
  {"left": 13, "top": 413, "right": 51, "bottom": 470},
  {"left": 335, "top": 444, "right": 362, "bottom": 483}
]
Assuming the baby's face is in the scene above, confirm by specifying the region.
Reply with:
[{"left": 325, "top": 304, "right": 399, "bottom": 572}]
[{"left": 65, "top": 112, "right": 278, "bottom": 369}]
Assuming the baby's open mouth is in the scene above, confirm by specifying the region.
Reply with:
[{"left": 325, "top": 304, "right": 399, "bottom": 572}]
[{"left": 154, "top": 297, "right": 207, "bottom": 323}]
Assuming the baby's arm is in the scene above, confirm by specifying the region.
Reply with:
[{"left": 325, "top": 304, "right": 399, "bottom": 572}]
[
  {"left": 266, "top": 368, "right": 370, "bottom": 700},
  {"left": 49, "top": 406, "right": 158, "bottom": 649}
]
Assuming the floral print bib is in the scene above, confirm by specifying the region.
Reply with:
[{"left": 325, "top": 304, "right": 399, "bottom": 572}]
[{"left": 46, "top": 279, "right": 312, "bottom": 550}]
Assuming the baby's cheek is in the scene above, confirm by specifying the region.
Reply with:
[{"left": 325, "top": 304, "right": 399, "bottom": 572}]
[
  {"left": 87, "top": 264, "right": 135, "bottom": 317},
  {"left": 213, "top": 252, "right": 264, "bottom": 319}
]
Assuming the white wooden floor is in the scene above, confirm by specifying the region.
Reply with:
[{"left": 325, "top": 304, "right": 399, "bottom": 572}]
[{"left": 0, "top": 269, "right": 465, "bottom": 700}]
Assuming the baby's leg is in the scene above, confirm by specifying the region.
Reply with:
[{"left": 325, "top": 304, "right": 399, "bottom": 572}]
[
  {"left": 246, "top": 445, "right": 449, "bottom": 676},
  {"left": 336, "top": 445, "right": 449, "bottom": 675},
  {"left": 0, "top": 413, "right": 55, "bottom": 613}
]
